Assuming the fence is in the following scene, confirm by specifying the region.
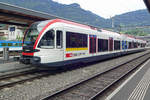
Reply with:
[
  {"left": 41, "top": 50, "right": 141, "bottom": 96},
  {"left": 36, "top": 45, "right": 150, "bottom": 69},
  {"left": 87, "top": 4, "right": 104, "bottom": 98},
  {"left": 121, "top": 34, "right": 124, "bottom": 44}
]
[{"left": 0, "top": 40, "right": 22, "bottom": 48}]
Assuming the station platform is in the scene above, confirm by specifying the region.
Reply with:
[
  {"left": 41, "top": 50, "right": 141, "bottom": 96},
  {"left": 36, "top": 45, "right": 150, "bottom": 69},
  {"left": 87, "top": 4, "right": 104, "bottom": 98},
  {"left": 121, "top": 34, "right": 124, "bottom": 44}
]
[
  {"left": 0, "top": 61, "right": 31, "bottom": 74},
  {"left": 0, "top": 56, "right": 15, "bottom": 63},
  {"left": 106, "top": 59, "right": 150, "bottom": 100},
  {"left": 0, "top": 56, "right": 32, "bottom": 76}
]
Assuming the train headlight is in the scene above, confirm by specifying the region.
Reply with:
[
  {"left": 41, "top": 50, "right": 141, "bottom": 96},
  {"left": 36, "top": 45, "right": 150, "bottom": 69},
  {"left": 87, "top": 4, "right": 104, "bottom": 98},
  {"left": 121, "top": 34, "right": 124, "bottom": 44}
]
[{"left": 32, "top": 56, "right": 41, "bottom": 64}]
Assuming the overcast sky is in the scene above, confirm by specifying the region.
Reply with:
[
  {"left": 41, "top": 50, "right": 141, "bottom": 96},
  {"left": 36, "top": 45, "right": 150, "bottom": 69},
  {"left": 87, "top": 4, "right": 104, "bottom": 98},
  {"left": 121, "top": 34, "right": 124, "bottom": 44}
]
[{"left": 53, "top": 0, "right": 147, "bottom": 18}]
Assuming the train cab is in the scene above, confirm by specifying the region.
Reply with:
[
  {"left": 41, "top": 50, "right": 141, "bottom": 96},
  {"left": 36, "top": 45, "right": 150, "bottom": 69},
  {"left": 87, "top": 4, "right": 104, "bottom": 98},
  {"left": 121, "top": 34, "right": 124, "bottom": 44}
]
[{"left": 20, "top": 20, "right": 64, "bottom": 66}]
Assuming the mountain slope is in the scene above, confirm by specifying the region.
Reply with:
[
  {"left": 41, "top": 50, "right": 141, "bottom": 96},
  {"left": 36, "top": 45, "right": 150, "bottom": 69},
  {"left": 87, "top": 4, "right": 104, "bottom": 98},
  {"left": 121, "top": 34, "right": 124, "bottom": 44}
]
[
  {"left": 0, "top": 0, "right": 110, "bottom": 28},
  {"left": 113, "top": 9, "right": 150, "bottom": 27},
  {"left": 0, "top": 0, "right": 150, "bottom": 29}
]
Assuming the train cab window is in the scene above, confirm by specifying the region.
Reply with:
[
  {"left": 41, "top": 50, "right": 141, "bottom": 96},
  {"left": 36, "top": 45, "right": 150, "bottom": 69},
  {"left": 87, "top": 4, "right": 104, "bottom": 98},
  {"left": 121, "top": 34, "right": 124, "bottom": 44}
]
[
  {"left": 56, "top": 30, "right": 63, "bottom": 48},
  {"left": 38, "top": 30, "right": 55, "bottom": 48}
]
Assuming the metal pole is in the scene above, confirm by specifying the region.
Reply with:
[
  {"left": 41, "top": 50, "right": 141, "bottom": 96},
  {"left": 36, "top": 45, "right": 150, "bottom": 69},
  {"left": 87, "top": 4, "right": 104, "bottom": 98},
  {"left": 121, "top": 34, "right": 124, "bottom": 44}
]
[{"left": 3, "top": 47, "right": 9, "bottom": 61}]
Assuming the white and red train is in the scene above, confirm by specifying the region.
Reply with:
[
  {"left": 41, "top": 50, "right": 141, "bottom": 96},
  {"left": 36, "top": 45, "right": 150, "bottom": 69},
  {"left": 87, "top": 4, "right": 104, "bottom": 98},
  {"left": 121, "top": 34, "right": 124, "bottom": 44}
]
[{"left": 20, "top": 19, "right": 146, "bottom": 69}]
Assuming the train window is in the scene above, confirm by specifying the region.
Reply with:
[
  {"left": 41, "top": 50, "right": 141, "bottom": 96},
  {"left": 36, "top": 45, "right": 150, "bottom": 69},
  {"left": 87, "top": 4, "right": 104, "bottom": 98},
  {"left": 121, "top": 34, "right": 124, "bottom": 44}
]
[
  {"left": 141, "top": 43, "right": 146, "bottom": 47},
  {"left": 66, "top": 32, "right": 87, "bottom": 48},
  {"left": 114, "top": 40, "right": 120, "bottom": 50},
  {"left": 133, "top": 42, "right": 138, "bottom": 48},
  {"left": 138, "top": 43, "right": 140, "bottom": 47},
  {"left": 98, "top": 39, "right": 108, "bottom": 52},
  {"left": 141, "top": 43, "right": 144, "bottom": 47},
  {"left": 56, "top": 30, "right": 63, "bottom": 48},
  {"left": 141, "top": 43, "right": 143, "bottom": 47},
  {"left": 38, "top": 30, "right": 55, "bottom": 49}
]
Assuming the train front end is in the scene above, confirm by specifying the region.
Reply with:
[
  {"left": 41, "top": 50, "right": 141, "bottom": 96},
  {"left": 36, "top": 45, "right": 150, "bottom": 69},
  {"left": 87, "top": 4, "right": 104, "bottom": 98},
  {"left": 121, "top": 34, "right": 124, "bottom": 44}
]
[{"left": 20, "top": 22, "right": 42, "bottom": 65}]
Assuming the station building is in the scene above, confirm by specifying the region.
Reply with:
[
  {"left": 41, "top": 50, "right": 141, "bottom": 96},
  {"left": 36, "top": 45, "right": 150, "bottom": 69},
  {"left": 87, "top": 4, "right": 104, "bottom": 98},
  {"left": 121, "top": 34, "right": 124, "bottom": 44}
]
[{"left": 0, "top": 25, "right": 24, "bottom": 41}]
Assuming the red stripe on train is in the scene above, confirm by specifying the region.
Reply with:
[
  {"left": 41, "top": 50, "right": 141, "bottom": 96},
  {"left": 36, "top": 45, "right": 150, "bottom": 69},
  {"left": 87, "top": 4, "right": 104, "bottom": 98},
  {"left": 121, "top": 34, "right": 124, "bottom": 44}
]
[
  {"left": 66, "top": 53, "right": 73, "bottom": 58},
  {"left": 22, "top": 52, "right": 34, "bottom": 56}
]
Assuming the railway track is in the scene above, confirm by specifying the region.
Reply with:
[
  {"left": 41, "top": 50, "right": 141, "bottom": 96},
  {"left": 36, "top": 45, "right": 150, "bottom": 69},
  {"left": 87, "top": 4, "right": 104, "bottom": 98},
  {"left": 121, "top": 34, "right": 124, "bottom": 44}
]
[
  {"left": 41, "top": 52, "right": 150, "bottom": 100},
  {"left": 0, "top": 68, "right": 53, "bottom": 89}
]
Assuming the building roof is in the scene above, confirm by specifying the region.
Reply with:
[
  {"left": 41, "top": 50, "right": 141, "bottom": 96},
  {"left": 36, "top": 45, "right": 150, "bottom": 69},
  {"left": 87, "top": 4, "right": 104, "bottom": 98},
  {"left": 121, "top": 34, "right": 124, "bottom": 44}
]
[
  {"left": 0, "top": 2, "right": 59, "bottom": 26},
  {"left": 0, "top": 2, "right": 101, "bottom": 30}
]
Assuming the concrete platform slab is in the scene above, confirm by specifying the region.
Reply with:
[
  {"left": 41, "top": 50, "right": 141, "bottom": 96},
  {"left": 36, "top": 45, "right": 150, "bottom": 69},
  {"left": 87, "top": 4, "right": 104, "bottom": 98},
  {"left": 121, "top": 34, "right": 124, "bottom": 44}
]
[
  {"left": 106, "top": 59, "right": 150, "bottom": 100},
  {"left": 0, "top": 62, "right": 31, "bottom": 75}
]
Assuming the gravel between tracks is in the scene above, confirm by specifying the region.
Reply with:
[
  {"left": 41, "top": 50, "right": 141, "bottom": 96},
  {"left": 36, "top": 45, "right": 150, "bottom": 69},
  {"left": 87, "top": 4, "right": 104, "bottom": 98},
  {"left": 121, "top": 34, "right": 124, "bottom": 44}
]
[{"left": 0, "top": 50, "right": 149, "bottom": 100}]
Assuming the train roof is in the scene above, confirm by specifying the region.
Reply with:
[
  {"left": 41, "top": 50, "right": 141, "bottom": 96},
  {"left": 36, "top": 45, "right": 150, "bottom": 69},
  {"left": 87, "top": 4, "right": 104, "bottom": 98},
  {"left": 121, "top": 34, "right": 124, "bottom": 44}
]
[
  {"left": 34, "top": 19, "right": 147, "bottom": 43},
  {"left": 37, "top": 19, "right": 98, "bottom": 31}
]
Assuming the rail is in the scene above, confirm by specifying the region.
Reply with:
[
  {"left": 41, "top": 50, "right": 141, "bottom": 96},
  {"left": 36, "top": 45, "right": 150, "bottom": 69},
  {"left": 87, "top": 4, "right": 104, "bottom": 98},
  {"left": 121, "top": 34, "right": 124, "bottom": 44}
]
[
  {"left": 0, "top": 69, "right": 51, "bottom": 89},
  {"left": 41, "top": 52, "right": 150, "bottom": 100}
]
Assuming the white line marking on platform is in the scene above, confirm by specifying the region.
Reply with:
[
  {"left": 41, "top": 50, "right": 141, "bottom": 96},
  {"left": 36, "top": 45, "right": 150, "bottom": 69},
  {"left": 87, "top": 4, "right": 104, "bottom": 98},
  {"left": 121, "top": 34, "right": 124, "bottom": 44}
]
[
  {"left": 106, "top": 59, "right": 150, "bottom": 100},
  {"left": 128, "top": 64, "right": 150, "bottom": 100}
]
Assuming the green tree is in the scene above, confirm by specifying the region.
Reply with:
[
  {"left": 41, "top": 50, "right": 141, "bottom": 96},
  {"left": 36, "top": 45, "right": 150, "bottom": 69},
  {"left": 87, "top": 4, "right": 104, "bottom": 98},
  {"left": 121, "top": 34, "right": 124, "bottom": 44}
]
[{"left": 122, "top": 29, "right": 148, "bottom": 36}]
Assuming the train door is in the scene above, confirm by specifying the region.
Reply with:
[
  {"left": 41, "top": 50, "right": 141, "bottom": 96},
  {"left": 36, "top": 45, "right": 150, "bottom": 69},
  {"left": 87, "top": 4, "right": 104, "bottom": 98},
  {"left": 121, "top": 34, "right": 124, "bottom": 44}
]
[
  {"left": 53, "top": 28, "right": 64, "bottom": 61},
  {"left": 37, "top": 28, "right": 64, "bottom": 63},
  {"left": 89, "top": 35, "right": 96, "bottom": 54},
  {"left": 125, "top": 41, "right": 128, "bottom": 49},
  {"left": 122, "top": 40, "right": 125, "bottom": 50},
  {"left": 122, "top": 40, "right": 127, "bottom": 50},
  {"left": 109, "top": 37, "right": 113, "bottom": 51}
]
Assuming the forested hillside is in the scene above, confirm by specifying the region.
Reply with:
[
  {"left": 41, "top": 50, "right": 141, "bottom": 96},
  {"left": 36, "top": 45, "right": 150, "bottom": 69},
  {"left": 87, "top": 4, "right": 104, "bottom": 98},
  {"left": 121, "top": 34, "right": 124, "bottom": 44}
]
[
  {"left": 0, "top": 0, "right": 150, "bottom": 36},
  {"left": 0, "top": 0, "right": 110, "bottom": 28}
]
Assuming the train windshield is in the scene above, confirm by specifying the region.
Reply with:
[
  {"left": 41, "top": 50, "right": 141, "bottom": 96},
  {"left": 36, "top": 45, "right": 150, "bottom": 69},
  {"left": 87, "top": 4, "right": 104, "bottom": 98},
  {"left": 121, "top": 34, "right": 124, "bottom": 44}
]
[{"left": 23, "top": 22, "right": 41, "bottom": 46}]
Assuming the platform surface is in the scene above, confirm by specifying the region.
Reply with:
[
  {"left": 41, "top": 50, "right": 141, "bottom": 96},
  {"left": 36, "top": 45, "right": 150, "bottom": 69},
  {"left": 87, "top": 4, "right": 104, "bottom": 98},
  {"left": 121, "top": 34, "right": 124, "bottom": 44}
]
[
  {"left": 0, "top": 56, "right": 15, "bottom": 63},
  {"left": 106, "top": 59, "right": 150, "bottom": 100},
  {"left": 0, "top": 60, "right": 30, "bottom": 75}
]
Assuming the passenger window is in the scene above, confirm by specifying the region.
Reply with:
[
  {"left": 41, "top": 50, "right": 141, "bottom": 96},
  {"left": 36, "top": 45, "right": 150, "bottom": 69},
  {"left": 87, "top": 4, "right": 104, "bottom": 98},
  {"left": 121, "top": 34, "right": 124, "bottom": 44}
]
[
  {"left": 38, "top": 30, "right": 55, "bottom": 49},
  {"left": 56, "top": 30, "right": 63, "bottom": 48},
  {"left": 66, "top": 32, "right": 87, "bottom": 48}
]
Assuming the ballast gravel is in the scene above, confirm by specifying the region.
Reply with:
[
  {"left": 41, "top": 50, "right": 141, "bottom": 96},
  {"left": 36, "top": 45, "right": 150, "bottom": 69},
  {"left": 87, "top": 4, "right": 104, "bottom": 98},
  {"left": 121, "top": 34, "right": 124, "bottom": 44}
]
[{"left": 0, "top": 50, "right": 149, "bottom": 100}]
